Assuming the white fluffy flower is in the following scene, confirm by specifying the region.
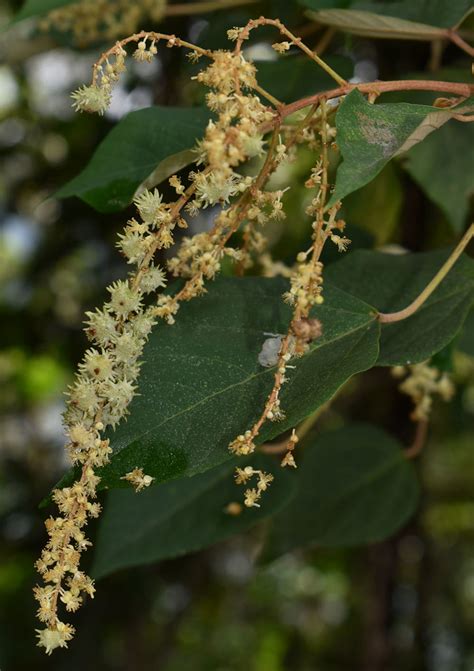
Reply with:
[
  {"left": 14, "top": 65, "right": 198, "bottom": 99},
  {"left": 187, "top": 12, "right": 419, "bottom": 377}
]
[
  {"left": 139, "top": 265, "right": 167, "bottom": 293},
  {"left": 81, "top": 349, "right": 114, "bottom": 380},
  {"left": 108, "top": 281, "right": 142, "bottom": 317},
  {"left": 68, "top": 378, "right": 101, "bottom": 413},
  {"left": 134, "top": 189, "right": 164, "bottom": 224},
  {"left": 36, "top": 622, "right": 74, "bottom": 654},
  {"left": 103, "top": 378, "right": 136, "bottom": 414},
  {"left": 71, "top": 85, "right": 110, "bottom": 115},
  {"left": 131, "top": 313, "right": 154, "bottom": 339},
  {"left": 116, "top": 231, "right": 150, "bottom": 264},
  {"left": 84, "top": 308, "right": 117, "bottom": 345},
  {"left": 112, "top": 332, "right": 141, "bottom": 363}
]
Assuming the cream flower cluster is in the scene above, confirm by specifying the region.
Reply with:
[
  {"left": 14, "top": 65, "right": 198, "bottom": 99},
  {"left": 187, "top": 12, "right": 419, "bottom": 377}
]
[
  {"left": 392, "top": 362, "right": 455, "bottom": 420},
  {"left": 36, "top": 22, "right": 354, "bottom": 653},
  {"left": 234, "top": 466, "right": 274, "bottom": 508},
  {"left": 36, "top": 34, "right": 286, "bottom": 653},
  {"left": 121, "top": 467, "right": 155, "bottom": 491},
  {"left": 35, "top": 184, "right": 172, "bottom": 653}
]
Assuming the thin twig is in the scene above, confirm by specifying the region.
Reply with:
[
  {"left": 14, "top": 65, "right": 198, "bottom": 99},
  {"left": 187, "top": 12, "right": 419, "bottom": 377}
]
[
  {"left": 259, "top": 403, "right": 327, "bottom": 454},
  {"left": 234, "top": 17, "right": 347, "bottom": 86},
  {"left": 92, "top": 31, "right": 212, "bottom": 84},
  {"left": 314, "top": 27, "right": 336, "bottom": 56},
  {"left": 378, "top": 224, "right": 474, "bottom": 324},
  {"left": 448, "top": 30, "right": 474, "bottom": 57},
  {"left": 404, "top": 419, "right": 429, "bottom": 460},
  {"left": 272, "top": 80, "right": 474, "bottom": 125}
]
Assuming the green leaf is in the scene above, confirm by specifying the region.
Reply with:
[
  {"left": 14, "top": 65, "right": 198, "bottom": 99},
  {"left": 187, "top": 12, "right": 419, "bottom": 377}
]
[
  {"left": 342, "top": 162, "right": 403, "bottom": 244},
  {"left": 92, "top": 455, "right": 296, "bottom": 578},
  {"left": 329, "top": 90, "right": 456, "bottom": 206},
  {"left": 265, "top": 423, "right": 419, "bottom": 559},
  {"left": 403, "top": 121, "right": 474, "bottom": 233},
  {"left": 326, "top": 249, "right": 474, "bottom": 366},
  {"left": 300, "top": 0, "right": 352, "bottom": 10},
  {"left": 353, "top": 1, "right": 473, "bottom": 29},
  {"left": 431, "top": 340, "right": 456, "bottom": 373},
  {"left": 255, "top": 55, "right": 352, "bottom": 103},
  {"left": 303, "top": 1, "right": 474, "bottom": 35},
  {"left": 12, "top": 0, "right": 75, "bottom": 23},
  {"left": 457, "top": 308, "right": 474, "bottom": 357},
  {"left": 94, "top": 276, "right": 379, "bottom": 489},
  {"left": 57, "top": 106, "right": 210, "bottom": 213},
  {"left": 305, "top": 8, "right": 446, "bottom": 40}
]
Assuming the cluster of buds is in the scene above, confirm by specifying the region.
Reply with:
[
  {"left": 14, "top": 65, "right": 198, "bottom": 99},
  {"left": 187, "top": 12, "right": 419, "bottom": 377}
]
[
  {"left": 272, "top": 41, "right": 292, "bottom": 53},
  {"left": 71, "top": 31, "right": 211, "bottom": 116},
  {"left": 234, "top": 466, "right": 274, "bottom": 508},
  {"left": 120, "top": 467, "right": 155, "bottom": 491},
  {"left": 239, "top": 188, "right": 289, "bottom": 269},
  {"left": 281, "top": 429, "right": 299, "bottom": 468},
  {"left": 392, "top": 362, "right": 455, "bottom": 421},
  {"left": 229, "top": 430, "right": 257, "bottom": 457},
  {"left": 71, "top": 45, "right": 127, "bottom": 115},
  {"left": 285, "top": 259, "right": 324, "bottom": 310}
]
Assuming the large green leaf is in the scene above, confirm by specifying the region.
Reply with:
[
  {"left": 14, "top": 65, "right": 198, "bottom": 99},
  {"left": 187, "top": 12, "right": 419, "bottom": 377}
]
[
  {"left": 353, "top": 1, "right": 473, "bottom": 29},
  {"left": 305, "top": 8, "right": 446, "bottom": 40},
  {"left": 342, "top": 162, "right": 403, "bottom": 244},
  {"left": 92, "top": 455, "right": 296, "bottom": 579},
  {"left": 403, "top": 121, "right": 474, "bottom": 233},
  {"left": 303, "top": 1, "right": 473, "bottom": 37},
  {"left": 326, "top": 249, "right": 474, "bottom": 366},
  {"left": 329, "top": 90, "right": 457, "bottom": 207},
  {"left": 93, "top": 276, "right": 380, "bottom": 489},
  {"left": 265, "top": 423, "right": 419, "bottom": 558},
  {"left": 457, "top": 308, "right": 474, "bottom": 357},
  {"left": 57, "top": 106, "right": 210, "bottom": 213}
]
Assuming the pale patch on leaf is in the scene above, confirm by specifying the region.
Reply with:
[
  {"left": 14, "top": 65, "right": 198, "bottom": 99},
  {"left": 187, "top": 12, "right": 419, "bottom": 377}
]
[{"left": 330, "top": 91, "right": 474, "bottom": 206}]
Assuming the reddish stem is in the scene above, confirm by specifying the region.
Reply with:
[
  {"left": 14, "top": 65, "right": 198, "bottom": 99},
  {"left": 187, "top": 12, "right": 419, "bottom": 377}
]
[
  {"left": 405, "top": 420, "right": 428, "bottom": 460},
  {"left": 448, "top": 30, "right": 474, "bottom": 57},
  {"left": 271, "top": 79, "right": 474, "bottom": 125}
]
